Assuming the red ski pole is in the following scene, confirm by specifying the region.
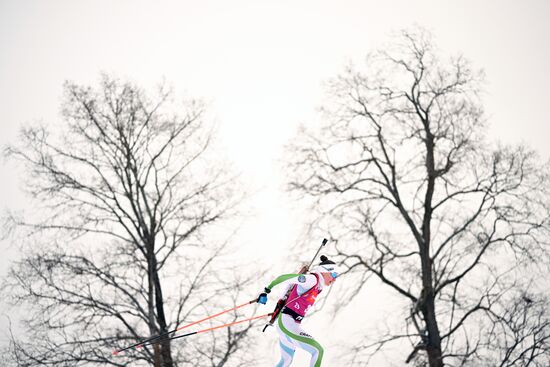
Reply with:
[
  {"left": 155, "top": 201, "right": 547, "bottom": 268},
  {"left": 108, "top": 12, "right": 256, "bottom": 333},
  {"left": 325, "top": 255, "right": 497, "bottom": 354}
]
[
  {"left": 136, "top": 313, "right": 273, "bottom": 349},
  {"left": 114, "top": 298, "right": 257, "bottom": 355}
]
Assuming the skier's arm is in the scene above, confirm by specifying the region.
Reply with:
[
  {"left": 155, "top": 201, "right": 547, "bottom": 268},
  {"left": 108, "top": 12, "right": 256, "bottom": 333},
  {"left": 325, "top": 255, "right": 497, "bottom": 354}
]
[
  {"left": 267, "top": 273, "right": 317, "bottom": 294},
  {"left": 257, "top": 274, "right": 317, "bottom": 304},
  {"left": 265, "top": 274, "right": 302, "bottom": 291}
]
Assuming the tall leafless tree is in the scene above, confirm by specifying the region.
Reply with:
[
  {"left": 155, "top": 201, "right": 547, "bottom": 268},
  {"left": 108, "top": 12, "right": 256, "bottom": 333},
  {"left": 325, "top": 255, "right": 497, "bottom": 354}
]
[
  {"left": 286, "top": 28, "right": 550, "bottom": 366},
  {"left": 2, "top": 75, "right": 259, "bottom": 367}
]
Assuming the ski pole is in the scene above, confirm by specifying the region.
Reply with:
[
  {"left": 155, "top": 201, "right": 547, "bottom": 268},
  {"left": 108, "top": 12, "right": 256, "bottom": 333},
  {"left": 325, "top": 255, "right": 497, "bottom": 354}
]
[
  {"left": 136, "top": 313, "right": 272, "bottom": 349},
  {"left": 307, "top": 238, "right": 328, "bottom": 269},
  {"left": 114, "top": 298, "right": 257, "bottom": 355}
]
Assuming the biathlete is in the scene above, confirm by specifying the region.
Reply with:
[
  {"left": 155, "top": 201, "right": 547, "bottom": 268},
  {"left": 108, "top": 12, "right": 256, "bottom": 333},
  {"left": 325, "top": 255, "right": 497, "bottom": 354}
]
[{"left": 257, "top": 255, "right": 339, "bottom": 367}]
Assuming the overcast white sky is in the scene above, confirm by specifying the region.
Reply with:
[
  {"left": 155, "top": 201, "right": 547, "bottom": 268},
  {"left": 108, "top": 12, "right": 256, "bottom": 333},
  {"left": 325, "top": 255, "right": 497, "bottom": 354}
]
[{"left": 1, "top": 0, "right": 549, "bottom": 365}]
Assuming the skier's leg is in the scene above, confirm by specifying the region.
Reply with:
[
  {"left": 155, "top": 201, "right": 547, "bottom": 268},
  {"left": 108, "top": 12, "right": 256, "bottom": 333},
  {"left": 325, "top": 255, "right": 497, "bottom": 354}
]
[
  {"left": 275, "top": 315, "right": 297, "bottom": 366},
  {"left": 277, "top": 314, "right": 324, "bottom": 367},
  {"left": 275, "top": 334, "right": 296, "bottom": 367}
]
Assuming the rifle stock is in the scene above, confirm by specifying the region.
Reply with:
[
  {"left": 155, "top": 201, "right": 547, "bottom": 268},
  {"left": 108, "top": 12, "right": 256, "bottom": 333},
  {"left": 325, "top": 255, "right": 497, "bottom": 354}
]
[
  {"left": 262, "top": 238, "right": 327, "bottom": 332},
  {"left": 262, "top": 265, "right": 308, "bottom": 332}
]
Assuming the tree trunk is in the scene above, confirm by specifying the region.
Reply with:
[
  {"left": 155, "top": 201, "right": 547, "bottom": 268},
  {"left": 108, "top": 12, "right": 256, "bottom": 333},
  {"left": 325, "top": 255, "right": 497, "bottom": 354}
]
[
  {"left": 153, "top": 261, "right": 174, "bottom": 367},
  {"left": 147, "top": 254, "right": 162, "bottom": 367},
  {"left": 419, "top": 250, "right": 444, "bottom": 367},
  {"left": 424, "top": 288, "right": 444, "bottom": 367},
  {"left": 422, "top": 129, "right": 444, "bottom": 367},
  {"left": 147, "top": 245, "right": 175, "bottom": 367}
]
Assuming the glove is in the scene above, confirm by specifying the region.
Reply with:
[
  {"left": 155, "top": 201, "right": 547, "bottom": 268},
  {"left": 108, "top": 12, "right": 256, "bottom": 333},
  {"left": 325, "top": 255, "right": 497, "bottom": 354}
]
[{"left": 257, "top": 288, "right": 270, "bottom": 304}]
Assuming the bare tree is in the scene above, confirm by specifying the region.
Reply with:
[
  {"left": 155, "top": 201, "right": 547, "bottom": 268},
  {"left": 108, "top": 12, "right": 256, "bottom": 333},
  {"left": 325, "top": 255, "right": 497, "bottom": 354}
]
[
  {"left": 2, "top": 75, "right": 259, "bottom": 367},
  {"left": 486, "top": 292, "right": 549, "bottom": 367},
  {"left": 286, "top": 28, "right": 550, "bottom": 366}
]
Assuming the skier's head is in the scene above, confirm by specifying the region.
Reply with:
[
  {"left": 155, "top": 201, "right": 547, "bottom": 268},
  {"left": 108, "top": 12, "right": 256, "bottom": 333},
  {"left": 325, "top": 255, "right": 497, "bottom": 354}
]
[{"left": 311, "top": 255, "right": 339, "bottom": 286}]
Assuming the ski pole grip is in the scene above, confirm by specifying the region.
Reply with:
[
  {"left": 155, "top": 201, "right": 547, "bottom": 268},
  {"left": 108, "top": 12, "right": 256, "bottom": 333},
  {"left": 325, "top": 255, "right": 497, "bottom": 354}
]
[{"left": 307, "top": 238, "right": 329, "bottom": 270}]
